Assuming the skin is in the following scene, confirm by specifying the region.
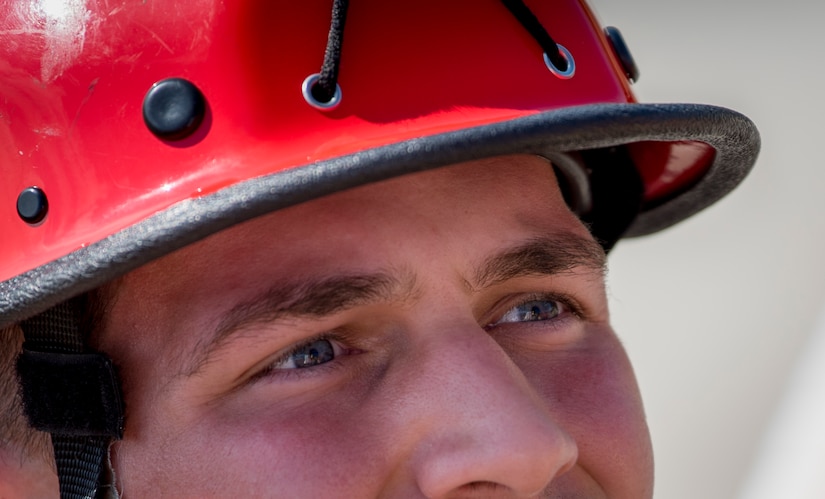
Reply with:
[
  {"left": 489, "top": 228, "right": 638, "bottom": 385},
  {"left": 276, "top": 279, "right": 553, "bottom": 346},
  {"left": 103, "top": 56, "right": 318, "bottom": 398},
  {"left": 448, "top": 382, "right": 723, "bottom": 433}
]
[
  {"left": 93, "top": 154, "right": 654, "bottom": 498},
  {"left": 0, "top": 450, "right": 58, "bottom": 498}
]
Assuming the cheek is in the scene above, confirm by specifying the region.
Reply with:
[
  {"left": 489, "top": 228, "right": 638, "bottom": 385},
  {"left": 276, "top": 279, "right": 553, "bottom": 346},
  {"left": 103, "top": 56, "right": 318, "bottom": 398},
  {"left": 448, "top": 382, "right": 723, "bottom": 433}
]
[
  {"left": 114, "top": 387, "right": 393, "bottom": 496},
  {"left": 221, "top": 400, "right": 388, "bottom": 483},
  {"left": 518, "top": 327, "right": 653, "bottom": 493}
]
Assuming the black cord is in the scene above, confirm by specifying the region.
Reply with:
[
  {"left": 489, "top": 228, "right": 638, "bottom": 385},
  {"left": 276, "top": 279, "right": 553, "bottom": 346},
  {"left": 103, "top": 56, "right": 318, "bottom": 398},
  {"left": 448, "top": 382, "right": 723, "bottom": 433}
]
[
  {"left": 314, "top": 0, "right": 350, "bottom": 103},
  {"left": 500, "top": 0, "right": 568, "bottom": 71}
]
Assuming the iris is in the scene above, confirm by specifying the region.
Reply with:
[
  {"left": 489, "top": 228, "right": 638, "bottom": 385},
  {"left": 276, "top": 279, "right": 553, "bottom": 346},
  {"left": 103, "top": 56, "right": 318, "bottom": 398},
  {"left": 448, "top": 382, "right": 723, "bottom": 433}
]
[
  {"left": 497, "top": 299, "right": 561, "bottom": 324},
  {"left": 289, "top": 339, "right": 335, "bottom": 368}
]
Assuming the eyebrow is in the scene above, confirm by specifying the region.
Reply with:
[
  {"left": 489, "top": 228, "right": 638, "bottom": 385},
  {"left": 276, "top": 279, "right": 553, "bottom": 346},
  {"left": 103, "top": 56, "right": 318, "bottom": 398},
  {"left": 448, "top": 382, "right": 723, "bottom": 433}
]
[
  {"left": 184, "top": 233, "right": 605, "bottom": 376},
  {"left": 472, "top": 233, "right": 606, "bottom": 289},
  {"left": 184, "top": 271, "right": 416, "bottom": 375}
]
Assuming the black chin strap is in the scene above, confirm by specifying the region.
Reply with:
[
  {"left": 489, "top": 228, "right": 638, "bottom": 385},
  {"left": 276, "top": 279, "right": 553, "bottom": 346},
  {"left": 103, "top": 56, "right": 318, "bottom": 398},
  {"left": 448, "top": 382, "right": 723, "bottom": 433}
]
[{"left": 17, "top": 300, "right": 124, "bottom": 499}]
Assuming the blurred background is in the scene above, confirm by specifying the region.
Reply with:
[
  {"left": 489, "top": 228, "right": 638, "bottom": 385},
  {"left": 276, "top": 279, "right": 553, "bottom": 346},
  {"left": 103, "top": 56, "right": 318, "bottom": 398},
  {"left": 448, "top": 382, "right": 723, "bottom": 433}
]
[{"left": 589, "top": 0, "right": 825, "bottom": 497}]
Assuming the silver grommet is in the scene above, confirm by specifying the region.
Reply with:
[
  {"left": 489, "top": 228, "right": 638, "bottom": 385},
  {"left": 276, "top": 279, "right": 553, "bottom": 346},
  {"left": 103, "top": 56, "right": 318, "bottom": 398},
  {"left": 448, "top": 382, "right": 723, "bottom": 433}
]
[
  {"left": 301, "top": 73, "right": 342, "bottom": 111},
  {"left": 543, "top": 44, "right": 575, "bottom": 79}
]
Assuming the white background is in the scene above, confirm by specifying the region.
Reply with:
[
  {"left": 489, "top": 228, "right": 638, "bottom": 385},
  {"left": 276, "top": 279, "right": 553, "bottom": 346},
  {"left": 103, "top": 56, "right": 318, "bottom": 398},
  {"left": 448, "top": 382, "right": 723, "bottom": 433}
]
[{"left": 589, "top": 0, "right": 825, "bottom": 497}]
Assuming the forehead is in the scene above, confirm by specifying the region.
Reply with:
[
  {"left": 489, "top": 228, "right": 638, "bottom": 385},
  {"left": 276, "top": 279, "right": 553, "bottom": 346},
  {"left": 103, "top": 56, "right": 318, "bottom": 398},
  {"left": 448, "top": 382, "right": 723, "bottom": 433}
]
[{"left": 124, "top": 154, "right": 586, "bottom": 282}]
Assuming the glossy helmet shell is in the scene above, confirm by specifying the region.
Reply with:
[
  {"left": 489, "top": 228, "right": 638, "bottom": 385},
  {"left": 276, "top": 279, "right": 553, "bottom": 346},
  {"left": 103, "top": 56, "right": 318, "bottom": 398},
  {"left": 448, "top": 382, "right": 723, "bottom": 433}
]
[{"left": 0, "top": 0, "right": 759, "bottom": 326}]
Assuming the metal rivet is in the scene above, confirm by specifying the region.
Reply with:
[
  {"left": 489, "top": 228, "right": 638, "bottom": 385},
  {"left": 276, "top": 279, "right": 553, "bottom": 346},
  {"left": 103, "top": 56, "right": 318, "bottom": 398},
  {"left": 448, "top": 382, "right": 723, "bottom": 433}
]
[
  {"left": 143, "top": 78, "right": 206, "bottom": 140},
  {"left": 17, "top": 187, "right": 48, "bottom": 224},
  {"left": 302, "top": 74, "right": 342, "bottom": 111},
  {"left": 543, "top": 44, "right": 575, "bottom": 79},
  {"left": 604, "top": 26, "right": 640, "bottom": 83}
]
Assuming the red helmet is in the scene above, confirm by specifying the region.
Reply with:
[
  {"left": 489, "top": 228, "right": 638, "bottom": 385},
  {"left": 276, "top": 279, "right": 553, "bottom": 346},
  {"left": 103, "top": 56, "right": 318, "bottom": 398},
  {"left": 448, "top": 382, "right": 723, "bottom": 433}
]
[{"left": 0, "top": 0, "right": 757, "bottom": 495}]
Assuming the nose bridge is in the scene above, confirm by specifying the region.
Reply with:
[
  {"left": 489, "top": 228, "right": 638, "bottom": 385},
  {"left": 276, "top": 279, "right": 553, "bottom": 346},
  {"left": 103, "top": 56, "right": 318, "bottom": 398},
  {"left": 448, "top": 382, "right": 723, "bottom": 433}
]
[{"left": 402, "top": 323, "right": 578, "bottom": 497}]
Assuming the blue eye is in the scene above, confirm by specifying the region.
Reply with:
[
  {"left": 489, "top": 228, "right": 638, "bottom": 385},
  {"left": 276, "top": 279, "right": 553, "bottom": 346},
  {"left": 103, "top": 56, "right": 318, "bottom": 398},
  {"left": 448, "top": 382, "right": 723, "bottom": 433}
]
[
  {"left": 493, "top": 298, "right": 562, "bottom": 325},
  {"left": 275, "top": 338, "right": 336, "bottom": 369}
]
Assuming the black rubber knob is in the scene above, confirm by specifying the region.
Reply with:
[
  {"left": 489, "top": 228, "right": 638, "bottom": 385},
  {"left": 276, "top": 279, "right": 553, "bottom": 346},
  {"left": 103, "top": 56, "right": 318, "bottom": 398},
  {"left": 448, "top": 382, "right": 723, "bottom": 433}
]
[
  {"left": 143, "top": 78, "right": 206, "bottom": 140},
  {"left": 605, "top": 26, "right": 640, "bottom": 83},
  {"left": 17, "top": 187, "right": 48, "bottom": 224}
]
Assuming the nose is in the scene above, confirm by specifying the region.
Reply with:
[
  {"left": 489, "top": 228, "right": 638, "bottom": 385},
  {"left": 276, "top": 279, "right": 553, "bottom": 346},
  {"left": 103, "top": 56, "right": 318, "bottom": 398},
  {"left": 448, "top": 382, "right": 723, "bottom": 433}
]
[{"left": 405, "top": 327, "right": 578, "bottom": 498}]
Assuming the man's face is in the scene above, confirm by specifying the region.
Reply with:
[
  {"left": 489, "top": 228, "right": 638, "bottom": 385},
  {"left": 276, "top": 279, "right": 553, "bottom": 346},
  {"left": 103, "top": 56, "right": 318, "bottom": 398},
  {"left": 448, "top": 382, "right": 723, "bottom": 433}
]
[{"left": 94, "top": 155, "right": 653, "bottom": 497}]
